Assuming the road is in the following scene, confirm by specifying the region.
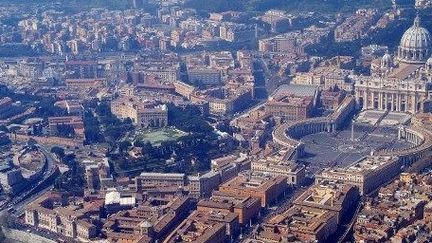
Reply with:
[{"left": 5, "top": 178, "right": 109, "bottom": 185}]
[
  {"left": 337, "top": 199, "right": 363, "bottom": 243},
  {"left": 0, "top": 145, "right": 60, "bottom": 243},
  {"left": 238, "top": 186, "right": 309, "bottom": 242},
  {"left": 0, "top": 145, "right": 59, "bottom": 216},
  {"left": 230, "top": 100, "right": 267, "bottom": 126},
  {"left": 230, "top": 78, "right": 290, "bottom": 126}
]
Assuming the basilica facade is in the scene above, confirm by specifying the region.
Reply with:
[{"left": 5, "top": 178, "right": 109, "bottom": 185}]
[{"left": 355, "top": 16, "right": 432, "bottom": 113}]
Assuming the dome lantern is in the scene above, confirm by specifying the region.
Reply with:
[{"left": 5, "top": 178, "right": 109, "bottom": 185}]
[{"left": 414, "top": 15, "right": 421, "bottom": 27}]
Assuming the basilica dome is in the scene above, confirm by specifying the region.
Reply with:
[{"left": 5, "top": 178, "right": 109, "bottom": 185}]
[{"left": 397, "top": 16, "right": 432, "bottom": 64}]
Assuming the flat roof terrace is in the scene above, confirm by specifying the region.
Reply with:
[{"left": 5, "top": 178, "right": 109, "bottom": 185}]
[
  {"left": 357, "top": 110, "right": 411, "bottom": 126},
  {"left": 267, "top": 205, "right": 335, "bottom": 231}
]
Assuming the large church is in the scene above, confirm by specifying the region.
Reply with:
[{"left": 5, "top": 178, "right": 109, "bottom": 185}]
[{"left": 355, "top": 16, "right": 432, "bottom": 113}]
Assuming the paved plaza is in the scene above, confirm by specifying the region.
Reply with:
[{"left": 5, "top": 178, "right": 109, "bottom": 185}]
[{"left": 299, "top": 124, "right": 414, "bottom": 172}]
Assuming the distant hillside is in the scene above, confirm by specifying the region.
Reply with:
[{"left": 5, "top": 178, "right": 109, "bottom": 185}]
[
  {"left": 3, "top": 0, "right": 392, "bottom": 13},
  {"left": 185, "top": 0, "right": 392, "bottom": 13},
  {"left": 1, "top": 0, "right": 162, "bottom": 13},
  {"left": 2, "top": 0, "right": 131, "bottom": 9}
]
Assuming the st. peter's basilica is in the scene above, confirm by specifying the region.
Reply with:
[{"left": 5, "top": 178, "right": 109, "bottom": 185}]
[{"left": 355, "top": 16, "right": 432, "bottom": 113}]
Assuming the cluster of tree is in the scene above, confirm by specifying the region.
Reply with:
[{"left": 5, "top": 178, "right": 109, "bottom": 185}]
[
  {"left": 368, "top": 20, "right": 413, "bottom": 50},
  {"left": 0, "top": 125, "right": 8, "bottom": 133},
  {"left": 35, "top": 99, "right": 68, "bottom": 118},
  {"left": 51, "top": 146, "right": 65, "bottom": 158},
  {"left": 114, "top": 133, "right": 237, "bottom": 174},
  {"left": 0, "top": 85, "right": 67, "bottom": 120},
  {"left": 0, "top": 214, "right": 7, "bottom": 241},
  {"left": 56, "top": 124, "right": 76, "bottom": 138},
  {"left": 0, "top": 44, "right": 38, "bottom": 57},
  {"left": 83, "top": 110, "right": 104, "bottom": 144},
  {"left": 305, "top": 38, "right": 364, "bottom": 58},
  {"left": 167, "top": 104, "right": 213, "bottom": 133},
  {"left": 83, "top": 101, "right": 133, "bottom": 144},
  {"left": 1, "top": 16, "right": 21, "bottom": 27},
  {"left": 305, "top": 17, "right": 413, "bottom": 61},
  {"left": 0, "top": 135, "right": 11, "bottom": 146},
  {"left": 215, "top": 120, "right": 238, "bottom": 135},
  {"left": 0, "top": 229, "right": 4, "bottom": 242},
  {"left": 0, "top": 125, "right": 13, "bottom": 145},
  {"left": 111, "top": 104, "right": 231, "bottom": 173},
  {"left": 98, "top": 101, "right": 237, "bottom": 174},
  {"left": 0, "top": 85, "right": 39, "bottom": 103},
  {"left": 53, "top": 151, "right": 85, "bottom": 195},
  {"left": 96, "top": 102, "right": 134, "bottom": 141}
]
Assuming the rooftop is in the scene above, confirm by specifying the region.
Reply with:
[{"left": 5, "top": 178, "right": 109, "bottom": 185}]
[
  {"left": 105, "top": 189, "right": 136, "bottom": 206},
  {"left": 271, "top": 84, "right": 318, "bottom": 98},
  {"left": 220, "top": 171, "right": 286, "bottom": 191}
]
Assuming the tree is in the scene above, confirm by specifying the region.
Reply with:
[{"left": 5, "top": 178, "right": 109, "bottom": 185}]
[
  {"left": 83, "top": 111, "right": 104, "bottom": 144},
  {"left": 35, "top": 98, "right": 67, "bottom": 118},
  {"left": 84, "top": 98, "right": 99, "bottom": 109},
  {"left": 84, "top": 128, "right": 104, "bottom": 144},
  {"left": 54, "top": 152, "right": 84, "bottom": 195},
  {"left": 54, "top": 174, "right": 65, "bottom": 190},
  {"left": 95, "top": 102, "right": 112, "bottom": 116},
  {"left": 0, "top": 213, "right": 8, "bottom": 241},
  {"left": 63, "top": 153, "right": 76, "bottom": 165},
  {"left": 134, "top": 140, "right": 146, "bottom": 147},
  {"left": 104, "top": 126, "right": 123, "bottom": 141},
  {"left": 0, "top": 43, "right": 38, "bottom": 57},
  {"left": 51, "top": 146, "right": 65, "bottom": 158},
  {"left": 123, "top": 118, "right": 134, "bottom": 130},
  {"left": 56, "top": 124, "right": 76, "bottom": 138},
  {"left": 119, "top": 141, "right": 132, "bottom": 153},
  {"left": 27, "top": 138, "right": 37, "bottom": 146},
  {"left": 0, "top": 125, "right": 8, "bottom": 133},
  {"left": 168, "top": 104, "right": 213, "bottom": 133},
  {"left": 141, "top": 142, "right": 155, "bottom": 157},
  {"left": 116, "top": 157, "right": 129, "bottom": 170},
  {"left": 216, "top": 121, "right": 235, "bottom": 135}
]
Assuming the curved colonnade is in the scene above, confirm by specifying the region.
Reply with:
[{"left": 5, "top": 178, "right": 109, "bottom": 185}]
[
  {"left": 272, "top": 96, "right": 356, "bottom": 160},
  {"left": 273, "top": 96, "right": 432, "bottom": 166},
  {"left": 376, "top": 125, "right": 432, "bottom": 165}
]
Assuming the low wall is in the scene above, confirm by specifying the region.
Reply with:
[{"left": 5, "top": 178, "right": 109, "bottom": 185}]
[
  {"left": 1, "top": 227, "right": 55, "bottom": 243},
  {"left": 9, "top": 134, "right": 82, "bottom": 148}
]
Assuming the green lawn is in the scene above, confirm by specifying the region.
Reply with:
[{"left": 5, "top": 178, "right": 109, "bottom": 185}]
[{"left": 132, "top": 127, "right": 188, "bottom": 146}]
